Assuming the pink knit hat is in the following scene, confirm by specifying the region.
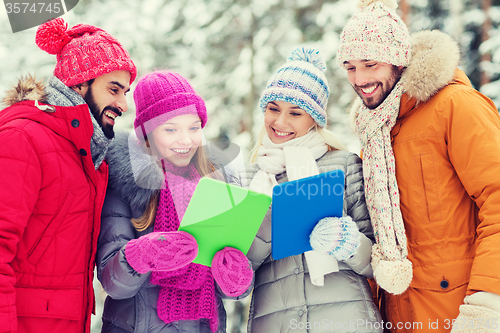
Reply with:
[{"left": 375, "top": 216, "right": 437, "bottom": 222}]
[
  {"left": 133, "top": 71, "right": 208, "bottom": 138},
  {"left": 337, "top": 0, "right": 411, "bottom": 68},
  {"left": 35, "top": 18, "right": 137, "bottom": 87}
]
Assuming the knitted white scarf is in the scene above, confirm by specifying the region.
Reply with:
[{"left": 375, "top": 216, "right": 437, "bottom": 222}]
[
  {"left": 354, "top": 80, "right": 412, "bottom": 295},
  {"left": 249, "top": 130, "right": 328, "bottom": 196},
  {"left": 250, "top": 130, "right": 340, "bottom": 286}
]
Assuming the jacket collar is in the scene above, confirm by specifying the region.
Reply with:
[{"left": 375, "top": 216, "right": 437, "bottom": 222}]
[
  {"left": 0, "top": 76, "right": 103, "bottom": 178},
  {"left": 1, "top": 75, "right": 111, "bottom": 169},
  {"left": 0, "top": 75, "right": 90, "bottom": 139}
]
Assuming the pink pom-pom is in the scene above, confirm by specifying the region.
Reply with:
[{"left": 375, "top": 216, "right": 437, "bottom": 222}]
[{"left": 35, "top": 18, "right": 72, "bottom": 55}]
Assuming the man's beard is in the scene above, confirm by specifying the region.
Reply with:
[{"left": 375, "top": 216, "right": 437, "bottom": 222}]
[
  {"left": 84, "top": 85, "right": 121, "bottom": 139},
  {"left": 355, "top": 66, "right": 403, "bottom": 110}
]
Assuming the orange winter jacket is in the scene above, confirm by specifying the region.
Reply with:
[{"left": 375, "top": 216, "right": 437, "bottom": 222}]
[{"left": 378, "top": 31, "right": 500, "bottom": 333}]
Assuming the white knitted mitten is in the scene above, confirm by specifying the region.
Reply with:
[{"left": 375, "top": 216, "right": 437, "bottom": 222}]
[
  {"left": 309, "top": 216, "right": 360, "bottom": 261},
  {"left": 450, "top": 292, "right": 500, "bottom": 332}
]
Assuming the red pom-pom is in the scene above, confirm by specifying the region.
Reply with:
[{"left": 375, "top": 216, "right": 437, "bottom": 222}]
[{"left": 35, "top": 18, "right": 72, "bottom": 55}]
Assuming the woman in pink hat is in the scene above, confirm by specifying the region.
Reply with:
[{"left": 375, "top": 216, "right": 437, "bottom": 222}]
[{"left": 96, "top": 71, "right": 253, "bottom": 333}]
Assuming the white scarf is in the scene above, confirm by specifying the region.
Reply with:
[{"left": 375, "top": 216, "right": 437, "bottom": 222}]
[
  {"left": 354, "top": 80, "right": 412, "bottom": 295},
  {"left": 249, "top": 131, "right": 328, "bottom": 195},
  {"left": 249, "top": 131, "right": 339, "bottom": 286}
]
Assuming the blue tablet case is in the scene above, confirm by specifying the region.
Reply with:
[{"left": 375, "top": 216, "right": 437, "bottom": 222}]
[{"left": 271, "top": 169, "right": 345, "bottom": 260}]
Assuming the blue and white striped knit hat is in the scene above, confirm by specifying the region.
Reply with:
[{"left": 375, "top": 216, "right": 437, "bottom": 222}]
[{"left": 259, "top": 47, "right": 329, "bottom": 127}]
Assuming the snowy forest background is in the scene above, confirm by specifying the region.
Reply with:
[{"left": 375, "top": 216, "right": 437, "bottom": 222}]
[{"left": 1, "top": 0, "right": 500, "bottom": 332}]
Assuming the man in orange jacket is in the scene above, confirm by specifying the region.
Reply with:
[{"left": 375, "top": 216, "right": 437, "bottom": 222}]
[
  {"left": 0, "top": 18, "right": 136, "bottom": 333},
  {"left": 337, "top": 0, "right": 500, "bottom": 332}
]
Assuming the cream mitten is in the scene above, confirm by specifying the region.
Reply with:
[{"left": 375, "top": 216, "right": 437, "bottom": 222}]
[
  {"left": 309, "top": 216, "right": 360, "bottom": 261},
  {"left": 450, "top": 292, "right": 500, "bottom": 332}
]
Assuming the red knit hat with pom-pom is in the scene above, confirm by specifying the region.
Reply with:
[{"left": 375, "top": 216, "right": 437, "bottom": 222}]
[{"left": 35, "top": 18, "right": 136, "bottom": 87}]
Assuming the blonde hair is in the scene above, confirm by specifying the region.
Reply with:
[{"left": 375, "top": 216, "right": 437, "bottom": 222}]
[
  {"left": 131, "top": 143, "right": 220, "bottom": 232},
  {"left": 249, "top": 124, "right": 346, "bottom": 163}
]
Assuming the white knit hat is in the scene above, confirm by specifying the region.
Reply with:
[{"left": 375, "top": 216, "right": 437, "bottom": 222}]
[{"left": 337, "top": 0, "right": 411, "bottom": 67}]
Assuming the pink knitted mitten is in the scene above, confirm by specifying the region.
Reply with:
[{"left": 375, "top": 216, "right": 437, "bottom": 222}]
[
  {"left": 124, "top": 231, "right": 198, "bottom": 274},
  {"left": 211, "top": 247, "right": 253, "bottom": 297}
]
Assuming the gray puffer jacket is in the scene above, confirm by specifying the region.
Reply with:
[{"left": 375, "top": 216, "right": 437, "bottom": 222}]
[
  {"left": 240, "top": 149, "right": 382, "bottom": 333},
  {"left": 96, "top": 132, "right": 245, "bottom": 333}
]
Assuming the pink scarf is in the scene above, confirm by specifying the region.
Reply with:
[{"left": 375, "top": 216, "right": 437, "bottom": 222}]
[{"left": 150, "top": 160, "right": 218, "bottom": 332}]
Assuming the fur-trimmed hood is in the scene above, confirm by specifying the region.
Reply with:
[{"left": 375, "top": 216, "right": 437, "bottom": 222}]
[
  {"left": 0, "top": 76, "right": 93, "bottom": 147},
  {"left": 2, "top": 75, "right": 48, "bottom": 107},
  {"left": 2, "top": 75, "right": 112, "bottom": 169},
  {"left": 106, "top": 132, "right": 163, "bottom": 214},
  {"left": 401, "top": 30, "right": 460, "bottom": 102}
]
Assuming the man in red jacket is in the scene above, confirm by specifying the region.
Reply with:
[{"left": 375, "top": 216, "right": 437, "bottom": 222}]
[{"left": 0, "top": 18, "right": 136, "bottom": 333}]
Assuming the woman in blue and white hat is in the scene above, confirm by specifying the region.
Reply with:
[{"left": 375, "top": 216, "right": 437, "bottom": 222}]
[{"left": 240, "top": 47, "right": 382, "bottom": 333}]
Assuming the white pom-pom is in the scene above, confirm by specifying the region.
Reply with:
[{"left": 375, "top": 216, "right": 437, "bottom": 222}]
[
  {"left": 358, "top": 0, "right": 398, "bottom": 10},
  {"left": 288, "top": 47, "right": 326, "bottom": 72},
  {"left": 373, "top": 258, "right": 413, "bottom": 295}
]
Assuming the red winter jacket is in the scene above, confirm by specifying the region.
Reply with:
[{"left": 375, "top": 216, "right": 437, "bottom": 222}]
[{"left": 0, "top": 78, "right": 108, "bottom": 333}]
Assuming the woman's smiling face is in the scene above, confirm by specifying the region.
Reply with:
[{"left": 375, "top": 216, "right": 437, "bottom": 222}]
[
  {"left": 264, "top": 100, "right": 315, "bottom": 144},
  {"left": 150, "top": 113, "right": 202, "bottom": 167}
]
